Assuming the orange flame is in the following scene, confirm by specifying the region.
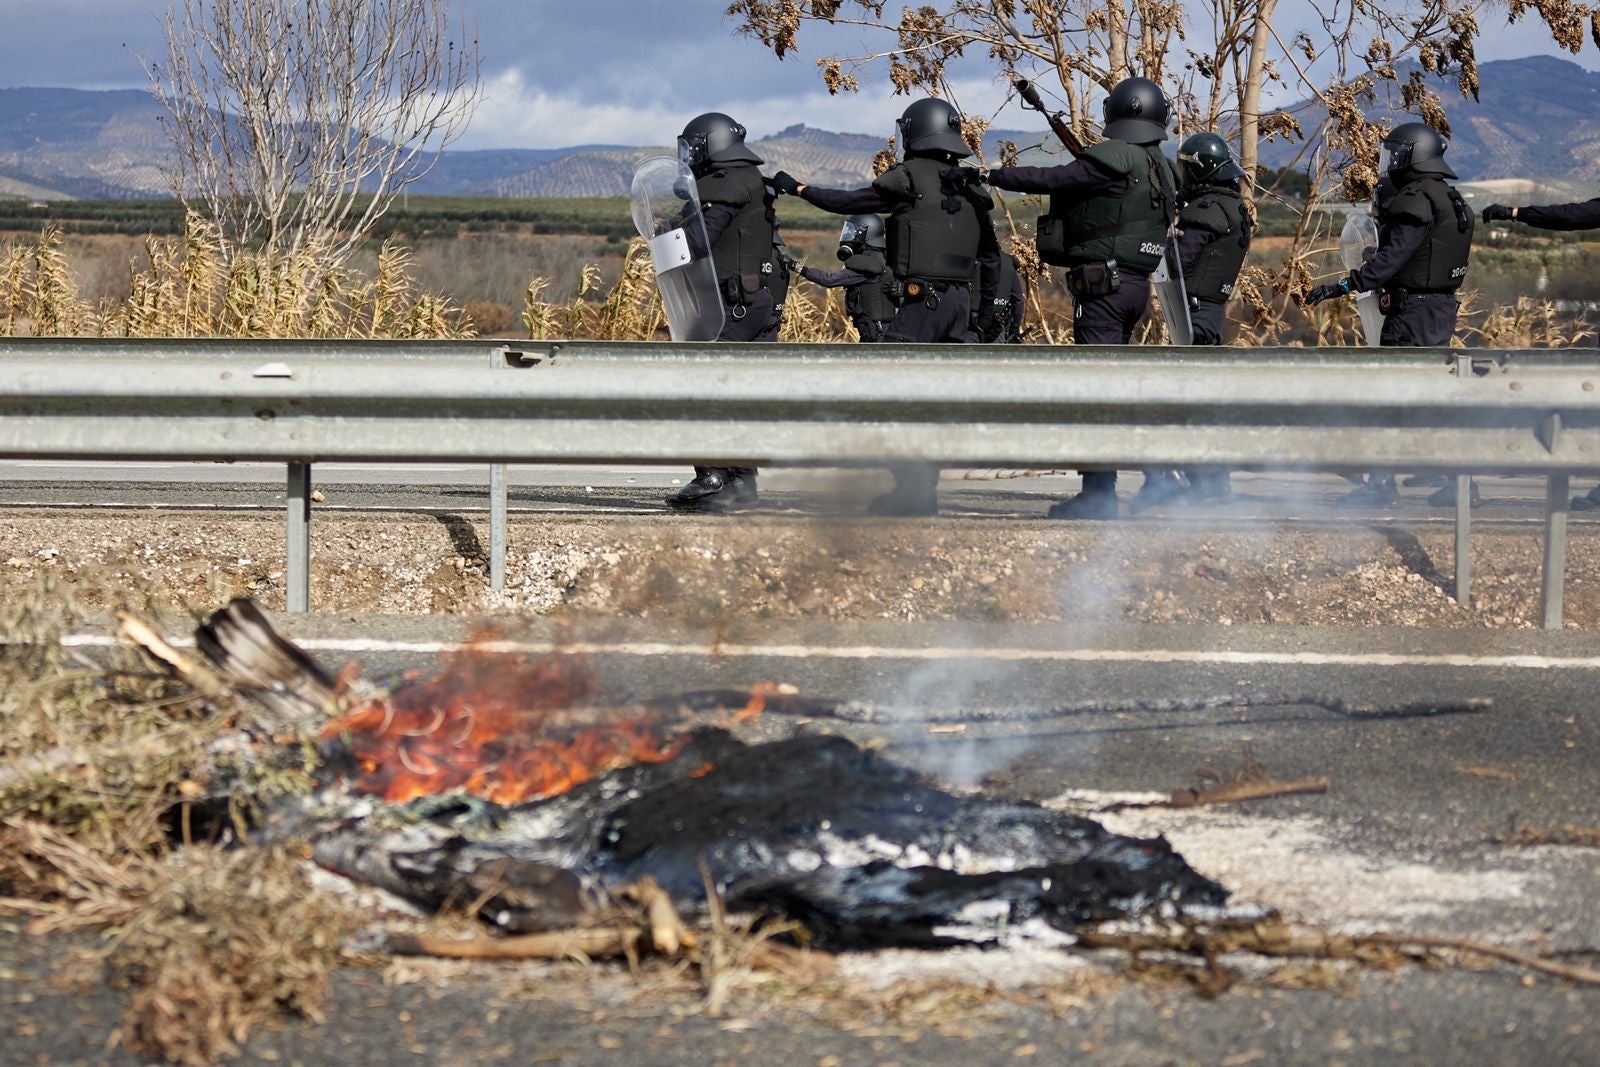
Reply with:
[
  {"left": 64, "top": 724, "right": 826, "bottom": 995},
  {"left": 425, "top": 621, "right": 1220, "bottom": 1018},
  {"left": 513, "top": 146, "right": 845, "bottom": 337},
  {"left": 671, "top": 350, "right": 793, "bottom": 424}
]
[{"left": 319, "top": 644, "right": 687, "bottom": 805}]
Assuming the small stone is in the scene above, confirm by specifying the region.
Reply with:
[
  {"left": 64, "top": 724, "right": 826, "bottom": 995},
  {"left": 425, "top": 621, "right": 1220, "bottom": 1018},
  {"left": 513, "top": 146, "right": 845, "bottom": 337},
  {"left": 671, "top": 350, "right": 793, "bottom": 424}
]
[
  {"left": 979, "top": 574, "right": 998, "bottom": 586},
  {"left": 912, "top": 578, "right": 925, "bottom": 590},
  {"left": 310, "top": 489, "right": 326, "bottom": 503}
]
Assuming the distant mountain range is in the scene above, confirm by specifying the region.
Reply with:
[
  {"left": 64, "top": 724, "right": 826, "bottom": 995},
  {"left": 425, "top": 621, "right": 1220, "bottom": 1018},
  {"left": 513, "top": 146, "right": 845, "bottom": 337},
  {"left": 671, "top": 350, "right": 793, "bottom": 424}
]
[{"left": 4, "top": 55, "right": 1600, "bottom": 201}]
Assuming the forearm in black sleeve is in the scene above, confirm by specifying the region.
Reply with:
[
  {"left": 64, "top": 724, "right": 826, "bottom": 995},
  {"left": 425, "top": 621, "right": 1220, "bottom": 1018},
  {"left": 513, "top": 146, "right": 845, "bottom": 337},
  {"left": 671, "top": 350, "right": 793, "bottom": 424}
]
[
  {"left": 799, "top": 266, "right": 869, "bottom": 288},
  {"left": 1518, "top": 198, "right": 1600, "bottom": 231},
  {"left": 1177, "top": 227, "right": 1211, "bottom": 273},
  {"left": 985, "top": 158, "right": 1121, "bottom": 196},
  {"left": 800, "top": 185, "right": 893, "bottom": 214},
  {"left": 1351, "top": 221, "right": 1428, "bottom": 291},
  {"left": 700, "top": 202, "right": 738, "bottom": 248}
]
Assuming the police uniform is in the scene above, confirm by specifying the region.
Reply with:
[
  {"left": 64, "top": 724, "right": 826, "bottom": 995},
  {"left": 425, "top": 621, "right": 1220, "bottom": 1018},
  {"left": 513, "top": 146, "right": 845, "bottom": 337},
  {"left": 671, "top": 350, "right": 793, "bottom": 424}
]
[
  {"left": 697, "top": 160, "right": 779, "bottom": 343},
  {"left": 987, "top": 137, "right": 1181, "bottom": 512},
  {"left": 799, "top": 155, "right": 998, "bottom": 344},
  {"left": 777, "top": 99, "right": 999, "bottom": 515},
  {"left": 1177, "top": 184, "right": 1250, "bottom": 345},
  {"left": 1309, "top": 122, "right": 1474, "bottom": 508},
  {"left": 1175, "top": 171, "right": 1251, "bottom": 502},
  {"left": 1349, "top": 175, "right": 1473, "bottom": 346},
  {"left": 667, "top": 114, "right": 778, "bottom": 512},
  {"left": 800, "top": 251, "right": 900, "bottom": 342}
]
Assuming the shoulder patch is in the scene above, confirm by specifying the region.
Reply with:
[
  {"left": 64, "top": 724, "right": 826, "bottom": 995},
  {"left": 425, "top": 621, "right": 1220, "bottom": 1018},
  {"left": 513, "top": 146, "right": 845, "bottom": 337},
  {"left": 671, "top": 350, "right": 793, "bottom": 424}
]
[
  {"left": 1385, "top": 183, "right": 1434, "bottom": 226},
  {"left": 1081, "top": 139, "right": 1145, "bottom": 177},
  {"left": 871, "top": 164, "right": 915, "bottom": 199},
  {"left": 696, "top": 167, "right": 755, "bottom": 207}
]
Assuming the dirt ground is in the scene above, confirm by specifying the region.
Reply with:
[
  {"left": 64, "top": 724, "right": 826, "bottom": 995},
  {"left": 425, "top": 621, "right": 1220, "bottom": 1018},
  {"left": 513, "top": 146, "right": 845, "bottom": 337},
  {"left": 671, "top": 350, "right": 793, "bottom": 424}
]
[{"left": 1, "top": 508, "right": 1594, "bottom": 629}]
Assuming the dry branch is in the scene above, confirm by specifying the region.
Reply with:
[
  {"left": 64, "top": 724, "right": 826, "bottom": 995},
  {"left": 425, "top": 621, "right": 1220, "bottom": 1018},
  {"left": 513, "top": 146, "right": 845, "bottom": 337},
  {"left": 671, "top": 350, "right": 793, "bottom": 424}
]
[
  {"left": 1161, "top": 776, "right": 1331, "bottom": 809},
  {"left": 387, "top": 926, "right": 643, "bottom": 962}
]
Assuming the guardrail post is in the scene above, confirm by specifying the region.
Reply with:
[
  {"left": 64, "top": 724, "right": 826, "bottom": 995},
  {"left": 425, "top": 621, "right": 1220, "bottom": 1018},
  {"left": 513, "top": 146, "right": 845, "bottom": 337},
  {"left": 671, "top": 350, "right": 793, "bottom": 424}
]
[
  {"left": 1453, "top": 474, "right": 1471, "bottom": 606},
  {"left": 287, "top": 462, "right": 312, "bottom": 613},
  {"left": 1541, "top": 473, "right": 1570, "bottom": 630},
  {"left": 490, "top": 463, "right": 507, "bottom": 592}
]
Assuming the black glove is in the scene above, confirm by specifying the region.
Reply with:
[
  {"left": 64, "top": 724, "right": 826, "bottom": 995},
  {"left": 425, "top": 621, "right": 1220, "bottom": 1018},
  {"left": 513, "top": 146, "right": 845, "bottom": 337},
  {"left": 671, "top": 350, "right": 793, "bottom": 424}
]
[
  {"left": 1481, "top": 203, "right": 1514, "bottom": 223},
  {"left": 672, "top": 175, "right": 695, "bottom": 200},
  {"left": 779, "top": 254, "right": 799, "bottom": 273},
  {"left": 771, "top": 171, "right": 803, "bottom": 196},
  {"left": 1305, "top": 276, "right": 1355, "bottom": 306}
]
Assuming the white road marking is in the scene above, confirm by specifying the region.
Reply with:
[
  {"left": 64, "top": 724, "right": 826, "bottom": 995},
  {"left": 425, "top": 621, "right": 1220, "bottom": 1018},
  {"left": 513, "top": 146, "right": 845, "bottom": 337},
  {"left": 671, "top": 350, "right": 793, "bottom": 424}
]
[{"left": 52, "top": 633, "right": 1600, "bottom": 670}]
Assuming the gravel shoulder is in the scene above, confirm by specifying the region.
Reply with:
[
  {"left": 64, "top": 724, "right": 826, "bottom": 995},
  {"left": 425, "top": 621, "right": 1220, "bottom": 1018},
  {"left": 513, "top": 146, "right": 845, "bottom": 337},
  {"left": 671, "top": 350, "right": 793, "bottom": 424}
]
[{"left": 3, "top": 506, "right": 1595, "bottom": 630}]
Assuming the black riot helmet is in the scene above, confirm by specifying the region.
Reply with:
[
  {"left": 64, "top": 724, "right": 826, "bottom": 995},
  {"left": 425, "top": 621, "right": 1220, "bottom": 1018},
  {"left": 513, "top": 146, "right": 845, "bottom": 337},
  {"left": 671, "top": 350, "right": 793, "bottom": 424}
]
[
  {"left": 896, "top": 98, "right": 971, "bottom": 159},
  {"left": 837, "top": 213, "right": 887, "bottom": 259},
  {"left": 678, "top": 112, "right": 764, "bottom": 174},
  {"left": 1178, "top": 131, "right": 1247, "bottom": 186},
  {"left": 1379, "top": 122, "right": 1456, "bottom": 180},
  {"left": 1102, "top": 77, "right": 1170, "bottom": 144}
]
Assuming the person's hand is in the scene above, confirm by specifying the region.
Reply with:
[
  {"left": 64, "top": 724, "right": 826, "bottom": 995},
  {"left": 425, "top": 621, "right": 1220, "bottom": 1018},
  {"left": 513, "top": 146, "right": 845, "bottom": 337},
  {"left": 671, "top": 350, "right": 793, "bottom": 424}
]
[
  {"left": 1306, "top": 276, "right": 1354, "bottom": 306},
  {"left": 771, "top": 171, "right": 803, "bottom": 196},
  {"left": 672, "top": 175, "right": 695, "bottom": 200},
  {"left": 779, "top": 254, "right": 799, "bottom": 273},
  {"left": 1481, "top": 203, "right": 1514, "bottom": 223}
]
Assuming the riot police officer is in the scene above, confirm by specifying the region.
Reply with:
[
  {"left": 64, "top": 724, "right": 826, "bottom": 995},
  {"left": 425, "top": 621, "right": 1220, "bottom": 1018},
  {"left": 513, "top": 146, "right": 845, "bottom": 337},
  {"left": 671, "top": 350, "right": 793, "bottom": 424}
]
[
  {"left": 1308, "top": 121, "right": 1474, "bottom": 507},
  {"left": 981, "top": 76, "right": 1184, "bottom": 519},
  {"left": 790, "top": 214, "right": 901, "bottom": 342},
  {"left": 666, "top": 112, "right": 778, "bottom": 512},
  {"left": 1174, "top": 131, "right": 1252, "bottom": 504},
  {"left": 1481, "top": 194, "right": 1600, "bottom": 512},
  {"left": 770, "top": 97, "right": 1001, "bottom": 515}
]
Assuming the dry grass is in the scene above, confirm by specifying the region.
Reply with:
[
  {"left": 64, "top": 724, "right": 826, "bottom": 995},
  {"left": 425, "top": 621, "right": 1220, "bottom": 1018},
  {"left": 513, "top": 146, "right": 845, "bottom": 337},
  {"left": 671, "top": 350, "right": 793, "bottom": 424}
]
[{"left": 1, "top": 218, "right": 473, "bottom": 340}]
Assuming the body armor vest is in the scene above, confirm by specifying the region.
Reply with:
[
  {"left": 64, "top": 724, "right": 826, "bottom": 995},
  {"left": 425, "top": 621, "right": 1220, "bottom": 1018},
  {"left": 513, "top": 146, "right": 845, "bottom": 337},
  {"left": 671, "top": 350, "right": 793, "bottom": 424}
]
[
  {"left": 842, "top": 250, "right": 899, "bottom": 328},
  {"left": 1380, "top": 176, "right": 1473, "bottom": 292},
  {"left": 877, "top": 155, "right": 984, "bottom": 282},
  {"left": 696, "top": 162, "right": 776, "bottom": 297},
  {"left": 1040, "top": 139, "right": 1177, "bottom": 273},
  {"left": 1180, "top": 186, "right": 1251, "bottom": 303}
]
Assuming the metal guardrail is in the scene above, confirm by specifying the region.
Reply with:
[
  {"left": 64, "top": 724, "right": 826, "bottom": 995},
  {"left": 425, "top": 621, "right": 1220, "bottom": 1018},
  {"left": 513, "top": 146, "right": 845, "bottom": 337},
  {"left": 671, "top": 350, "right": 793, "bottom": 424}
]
[{"left": 3, "top": 338, "right": 1599, "bottom": 625}]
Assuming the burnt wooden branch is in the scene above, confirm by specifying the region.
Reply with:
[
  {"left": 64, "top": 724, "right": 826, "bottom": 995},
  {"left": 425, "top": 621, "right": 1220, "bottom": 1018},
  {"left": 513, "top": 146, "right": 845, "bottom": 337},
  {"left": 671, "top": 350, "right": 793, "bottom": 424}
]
[
  {"left": 387, "top": 926, "right": 641, "bottom": 962},
  {"left": 194, "top": 598, "right": 338, "bottom": 731},
  {"left": 1155, "top": 777, "right": 1331, "bottom": 809}
]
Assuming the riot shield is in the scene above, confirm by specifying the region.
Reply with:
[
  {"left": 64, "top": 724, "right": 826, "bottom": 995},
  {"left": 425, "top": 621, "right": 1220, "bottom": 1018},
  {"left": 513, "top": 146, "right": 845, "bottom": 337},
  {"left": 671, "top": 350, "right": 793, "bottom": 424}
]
[
  {"left": 631, "top": 156, "right": 725, "bottom": 342},
  {"left": 1339, "top": 212, "right": 1382, "bottom": 347},
  {"left": 1152, "top": 243, "right": 1194, "bottom": 345}
]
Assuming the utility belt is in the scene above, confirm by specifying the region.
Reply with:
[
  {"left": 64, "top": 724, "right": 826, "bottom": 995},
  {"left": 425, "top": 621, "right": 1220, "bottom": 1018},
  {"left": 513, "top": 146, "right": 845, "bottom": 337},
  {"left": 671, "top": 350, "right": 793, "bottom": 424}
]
[
  {"left": 892, "top": 277, "right": 968, "bottom": 308},
  {"left": 1066, "top": 259, "right": 1122, "bottom": 299},
  {"left": 720, "top": 271, "right": 771, "bottom": 318},
  {"left": 1378, "top": 287, "right": 1456, "bottom": 316}
]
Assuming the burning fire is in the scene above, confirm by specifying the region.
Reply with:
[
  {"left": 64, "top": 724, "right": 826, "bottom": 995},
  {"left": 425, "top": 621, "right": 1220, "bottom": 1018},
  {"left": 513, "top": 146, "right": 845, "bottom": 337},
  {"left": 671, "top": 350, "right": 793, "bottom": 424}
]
[{"left": 320, "top": 644, "right": 690, "bottom": 805}]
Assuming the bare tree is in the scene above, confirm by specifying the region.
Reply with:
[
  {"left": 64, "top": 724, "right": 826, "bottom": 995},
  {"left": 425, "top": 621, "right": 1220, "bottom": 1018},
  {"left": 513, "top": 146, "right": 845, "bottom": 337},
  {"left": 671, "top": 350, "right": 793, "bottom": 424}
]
[{"left": 142, "top": 0, "right": 480, "bottom": 266}]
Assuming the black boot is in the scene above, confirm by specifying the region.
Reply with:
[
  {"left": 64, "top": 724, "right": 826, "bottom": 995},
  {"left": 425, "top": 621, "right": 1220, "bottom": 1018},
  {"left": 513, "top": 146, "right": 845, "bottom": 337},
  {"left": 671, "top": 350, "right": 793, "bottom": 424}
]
[
  {"left": 1047, "top": 471, "right": 1118, "bottom": 520},
  {"left": 1129, "top": 470, "right": 1184, "bottom": 514},
  {"left": 1427, "top": 478, "right": 1480, "bottom": 508},
  {"left": 1335, "top": 474, "right": 1397, "bottom": 507},
  {"left": 667, "top": 467, "right": 758, "bottom": 512},
  {"left": 869, "top": 463, "right": 939, "bottom": 517},
  {"left": 1573, "top": 484, "right": 1600, "bottom": 512}
]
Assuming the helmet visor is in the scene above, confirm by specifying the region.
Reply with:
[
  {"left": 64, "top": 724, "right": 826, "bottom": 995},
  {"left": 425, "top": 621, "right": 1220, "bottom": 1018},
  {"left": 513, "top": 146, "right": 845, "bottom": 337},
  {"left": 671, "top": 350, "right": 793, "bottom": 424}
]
[
  {"left": 677, "top": 134, "right": 707, "bottom": 168},
  {"left": 1378, "top": 140, "right": 1411, "bottom": 175},
  {"left": 839, "top": 219, "right": 866, "bottom": 247}
]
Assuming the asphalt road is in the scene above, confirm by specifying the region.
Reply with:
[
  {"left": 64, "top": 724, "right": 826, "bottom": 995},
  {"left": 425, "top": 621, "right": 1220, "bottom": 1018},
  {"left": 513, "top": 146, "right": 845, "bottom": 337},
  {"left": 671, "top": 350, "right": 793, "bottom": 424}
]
[
  {"left": 7, "top": 617, "right": 1600, "bottom": 1066},
  {"left": 4, "top": 463, "right": 1600, "bottom": 1064}
]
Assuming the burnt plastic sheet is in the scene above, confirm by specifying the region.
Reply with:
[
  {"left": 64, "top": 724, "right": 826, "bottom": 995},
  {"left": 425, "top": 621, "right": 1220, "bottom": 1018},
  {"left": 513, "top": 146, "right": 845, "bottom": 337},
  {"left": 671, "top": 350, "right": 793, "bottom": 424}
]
[{"left": 312, "top": 730, "right": 1226, "bottom": 947}]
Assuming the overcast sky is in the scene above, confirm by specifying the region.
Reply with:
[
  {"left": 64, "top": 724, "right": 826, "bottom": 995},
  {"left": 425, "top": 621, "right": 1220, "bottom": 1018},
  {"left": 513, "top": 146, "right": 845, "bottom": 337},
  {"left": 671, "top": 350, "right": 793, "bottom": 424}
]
[{"left": 1, "top": 0, "right": 1596, "bottom": 149}]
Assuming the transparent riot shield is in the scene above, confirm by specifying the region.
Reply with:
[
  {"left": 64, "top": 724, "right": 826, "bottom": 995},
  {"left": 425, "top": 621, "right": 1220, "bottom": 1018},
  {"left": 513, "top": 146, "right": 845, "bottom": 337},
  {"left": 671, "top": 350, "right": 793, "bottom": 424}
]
[
  {"left": 631, "top": 156, "right": 725, "bottom": 342},
  {"left": 1151, "top": 242, "right": 1194, "bottom": 346},
  {"left": 1340, "top": 212, "right": 1383, "bottom": 347}
]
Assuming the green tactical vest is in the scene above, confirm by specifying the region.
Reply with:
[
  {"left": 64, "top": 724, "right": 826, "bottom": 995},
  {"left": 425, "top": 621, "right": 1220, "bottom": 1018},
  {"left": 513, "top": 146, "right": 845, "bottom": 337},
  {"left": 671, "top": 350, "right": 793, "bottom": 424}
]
[{"left": 1039, "top": 140, "right": 1178, "bottom": 274}]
